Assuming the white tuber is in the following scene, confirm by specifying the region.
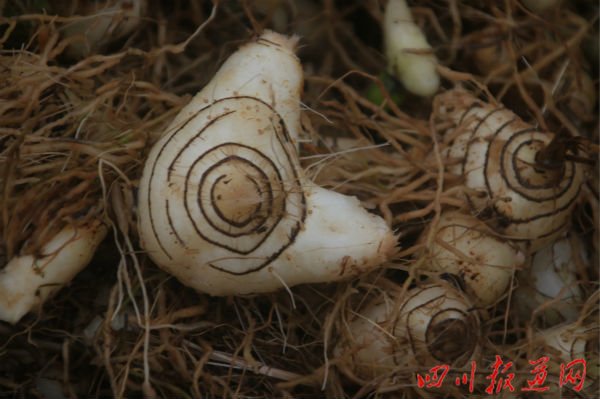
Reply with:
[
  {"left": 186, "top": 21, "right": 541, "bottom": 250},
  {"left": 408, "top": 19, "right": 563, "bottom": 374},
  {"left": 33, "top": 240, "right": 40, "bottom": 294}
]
[
  {"left": 534, "top": 323, "right": 599, "bottom": 378},
  {"left": 513, "top": 235, "right": 585, "bottom": 325},
  {"left": 525, "top": 322, "right": 599, "bottom": 394},
  {"left": 436, "top": 88, "right": 586, "bottom": 252},
  {"left": 137, "top": 31, "right": 396, "bottom": 296},
  {"left": 0, "top": 221, "right": 107, "bottom": 324},
  {"left": 383, "top": 0, "right": 440, "bottom": 97},
  {"left": 335, "top": 283, "right": 480, "bottom": 389},
  {"left": 421, "top": 212, "right": 525, "bottom": 307}
]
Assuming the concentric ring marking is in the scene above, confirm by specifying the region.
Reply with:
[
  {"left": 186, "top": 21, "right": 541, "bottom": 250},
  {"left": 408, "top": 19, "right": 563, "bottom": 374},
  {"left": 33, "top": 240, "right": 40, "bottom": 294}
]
[
  {"left": 144, "top": 96, "right": 307, "bottom": 275},
  {"left": 194, "top": 145, "right": 283, "bottom": 244}
]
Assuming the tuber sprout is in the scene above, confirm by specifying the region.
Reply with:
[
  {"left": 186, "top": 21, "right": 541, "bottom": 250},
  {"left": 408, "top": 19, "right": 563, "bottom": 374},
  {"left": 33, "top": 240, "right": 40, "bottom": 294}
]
[{"left": 383, "top": 0, "right": 440, "bottom": 97}]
